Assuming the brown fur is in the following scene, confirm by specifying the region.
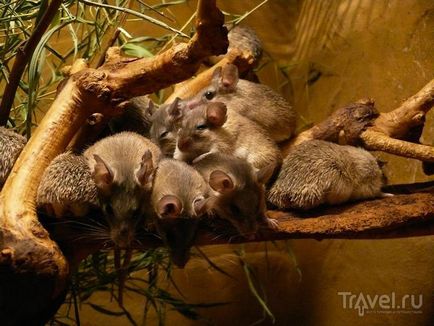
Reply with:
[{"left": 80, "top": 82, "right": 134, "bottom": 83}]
[
  {"left": 151, "top": 158, "right": 209, "bottom": 267},
  {"left": 193, "top": 153, "right": 275, "bottom": 237},
  {"left": 149, "top": 98, "right": 184, "bottom": 156},
  {"left": 185, "top": 64, "right": 296, "bottom": 142},
  {"left": 83, "top": 132, "right": 162, "bottom": 248},
  {"left": 268, "top": 140, "right": 385, "bottom": 210},
  {"left": 174, "top": 102, "right": 281, "bottom": 170}
]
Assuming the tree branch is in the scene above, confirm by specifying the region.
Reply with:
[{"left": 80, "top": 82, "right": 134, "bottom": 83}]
[
  {"left": 0, "top": 0, "right": 229, "bottom": 323},
  {"left": 194, "top": 192, "right": 434, "bottom": 245},
  {"left": 281, "top": 79, "right": 434, "bottom": 162},
  {"left": 0, "top": 0, "right": 63, "bottom": 126}
]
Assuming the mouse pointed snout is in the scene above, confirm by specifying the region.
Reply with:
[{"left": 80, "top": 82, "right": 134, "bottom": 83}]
[{"left": 178, "top": 136, "right": 192, "bottom": 152}]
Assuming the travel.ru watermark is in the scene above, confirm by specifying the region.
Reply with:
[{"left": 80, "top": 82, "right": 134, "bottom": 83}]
[{"left": 337, "top": 291, "right": 423, "bottom": 316}]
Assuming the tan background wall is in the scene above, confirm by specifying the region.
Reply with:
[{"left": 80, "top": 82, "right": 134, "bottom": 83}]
[{"left": 47, "top": 0, "right": 434, "bottom": 325}]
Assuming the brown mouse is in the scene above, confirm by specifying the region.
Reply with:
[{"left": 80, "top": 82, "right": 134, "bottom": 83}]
[
  {"left": 268, "top": 140, "right": 389, "bottom": 210},
  {"left": 193, "top": 153, "right": 278, "bottom": 239},
  {"left": 108, "top": 95, "right": 155, "bottom": 137},
  {"left": 38, "top": 132, "right": 161, "bottom": 248},
  {"left": 185, "top": 64, "right": 296, "bottom": 142},
  {"left": 83, "top": 132, "right": 162, "bottom": 248},
  {"left": 151, "top": 158, "right": 209, "bottom": 267},
  {"left": 0, "top": 127, "right": 26, "bottom": 188},
  {"left": 149, "top": 98, "right": 184, "bottom": 156},
  {"left": 174, "top": 102, "right": 281, "bottom": 170}
]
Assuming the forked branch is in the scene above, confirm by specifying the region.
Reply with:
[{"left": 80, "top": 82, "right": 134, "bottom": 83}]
[{"left": 0, "top": 1, "right": 229, "bottom": 324}]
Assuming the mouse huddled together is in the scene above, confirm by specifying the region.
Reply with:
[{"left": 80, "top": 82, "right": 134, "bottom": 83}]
[
  {"left": 34, "top": 62, "right": 294, "bottom": 266},
  {"left": 0, "top": 27, "right": 389, "bottom": 268}
]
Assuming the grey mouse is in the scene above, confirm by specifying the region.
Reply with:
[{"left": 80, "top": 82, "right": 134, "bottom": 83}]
[
  {"left": 149, "top": 98, "right": 184, "bottom": 157},
  {"left": 193, "top": 153, "right": 278, "bottom": 239},
  {"left": 83, "top": 132, "right": 162, "bottom": 248},
  {"left": 174, "top": 101, "right": 281, "bottom": 170},
  {"left": 268, "top": 140, "right": 390, "bottom": 210},
  {"left": 151, "top": 158, "right": 209, "bottom": 267},
  {"left": 185, "top": 64, "right": 296, "bottom": 142},
  {"left": 39, "top": 132, "right": 162, "bottom": 249}
]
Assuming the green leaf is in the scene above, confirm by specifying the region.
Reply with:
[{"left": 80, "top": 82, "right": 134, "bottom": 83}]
[
  {"left": 87, "top": 303, "right": 125, "bottom": 316},
  {"left": 121, "top": 43, "right": 153, "bottom": 58}
]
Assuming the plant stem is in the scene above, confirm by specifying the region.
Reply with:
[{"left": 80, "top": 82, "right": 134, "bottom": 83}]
[{"left": 0, "top": 0, "right": 63, "bottom": 126}]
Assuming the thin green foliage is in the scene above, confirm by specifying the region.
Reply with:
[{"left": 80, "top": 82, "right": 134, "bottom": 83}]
[
  {"left": 1, "top": 1, "right": 297, "bottom": 325},
  {"left": 236, "top": 244, "right": 276, "bottom": 324},
  {"left": 0, "top": 0, "right": 191, "bottom": 134}
]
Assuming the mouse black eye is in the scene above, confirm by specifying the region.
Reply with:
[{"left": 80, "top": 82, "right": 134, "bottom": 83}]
[
  {"left": 204, "top": 90, "right": 215, "bottom": 100},
  {"left": 159, "top": 130, "right": 169, "bottom": 139},
  {"left": 196, "top": 124, "right": 208, "bottom": 131}
]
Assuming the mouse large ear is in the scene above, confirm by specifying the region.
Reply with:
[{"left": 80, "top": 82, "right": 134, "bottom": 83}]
[
  {"left": 209, "top": 170, "right": 234, "bottom": 193},
  {"left": 146, "top": 100, "right": 156, "bottom": 117},
  {"left": 93, "top": 154, "right": 114, "bottom": 193},
  {"left": 211, "top": 66, "right": 223, "bottom": 82},
  {"left": 136, "top": 150, "right": 154, "bottom": 187},
  {"left": 157, "top": 195, "right": 183, "bottom": 219},
  {"left": 167, "top": 97, "right": 182, "bottom": 120},
  {"left": 256, "top": 162, "right": 277, "bottom": 184},
  {"left": 206, "top": 102, "right": 227, "bottom": 127},
  {"left": 220, "top": 64, "right": 239, "bottom": 91}
]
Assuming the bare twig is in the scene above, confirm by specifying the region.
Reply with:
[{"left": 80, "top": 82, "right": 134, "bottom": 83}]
[{"left": 281, "top": 79, "right": 434, "bottom": 162}]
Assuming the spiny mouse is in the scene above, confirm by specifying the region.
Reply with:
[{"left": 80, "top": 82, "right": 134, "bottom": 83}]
[
  {"left": 149, "top": 98, "right": 184, "bottom": 156},
  {"left": 151, "top": 158, "right": 209, "bottom": 267},
  {"left": 185, "top": 64, "right": 296, "bottom": 142},
  {"left": 37, "top": 152, "right": 98, "bottom": 218},
  {"left": 174, "top": 102, "right": 281, "bottom": 170},
  {"left": 193, "top": 152, "right": 278, "bottom": 239},
  {"left": 83, "top": 131, "right": 162, "bottom": 248},
  {"left": 268, "top": 140, "right": 390, "bottom": 210}
]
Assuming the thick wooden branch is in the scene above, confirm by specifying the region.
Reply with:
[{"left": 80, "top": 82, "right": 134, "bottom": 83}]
[
  {"left": 372, "top": 79, "right": 434, "bottom": 138},
  {"left": 195, "top": 192, "right": 434, "bottom": 244},
  {"left": 0, "top": 81, "right": 82, "bottom": 324},
  {"left": 281, "top": 79, "right": 434, "bottom": 161},
  {"left": 0, "top": 1, "right": 229, "bottom": 323},
  {"left": 73, "top": 0, "right": 227, "bottom": 106},
  {"left": 361, "top": 129, "right": 434, "bottom": 162},
  {"left": 47, "top": 191, "right": 434, "bottom": 259},
  {"left": 0, "top": 0, "right": 63, "bottom": 126}
]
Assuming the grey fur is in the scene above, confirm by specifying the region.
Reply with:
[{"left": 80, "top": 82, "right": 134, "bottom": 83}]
[
  {"left": 0, "top": 127, "right": 26, "bottom": 188},
  {"left": 84, "top": 132, "right": 162, "bottom": 248},
  {"left": 227, "top": 25, "right": 263, "bottom": 62},
  {"left": 193, "top": 153, "right": 268, "bottom": 236},
  {"left": 151, "top": 158, "right": 209, "bottom": 218},
  {"left": 268, "top": 140, "right": 385, "bottom": 210},
  {"left": 151, "top": 158, "right": 209, "bottom": 267},
  {"left": 185, "top": 66, "right": 296, "bottom": 142},
  {"left": 37, "top": 152, "right": 98, "bottom": 217},
  {"left": 149, "top": 100, "right": 184, "bottom": 156},
  {"left": 174, "top": 102, "right": 281, "bottom": 170}
]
